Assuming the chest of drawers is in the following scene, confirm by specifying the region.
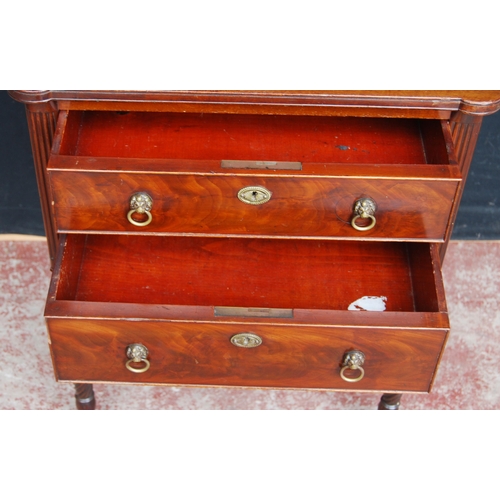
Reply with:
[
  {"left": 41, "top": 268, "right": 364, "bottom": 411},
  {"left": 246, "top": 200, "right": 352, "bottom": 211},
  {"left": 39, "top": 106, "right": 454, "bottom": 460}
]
[{"left": 10, "top": 90, "right": 500, "bottom": 409}]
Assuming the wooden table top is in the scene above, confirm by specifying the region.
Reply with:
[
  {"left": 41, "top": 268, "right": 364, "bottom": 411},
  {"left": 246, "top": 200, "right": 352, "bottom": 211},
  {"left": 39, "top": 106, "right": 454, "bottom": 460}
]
[{"left": 9, "top": 90, "right": 500, "bottom": 117}]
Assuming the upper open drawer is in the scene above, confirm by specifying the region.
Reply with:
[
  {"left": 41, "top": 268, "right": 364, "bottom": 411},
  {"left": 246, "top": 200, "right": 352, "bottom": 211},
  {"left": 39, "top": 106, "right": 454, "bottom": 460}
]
[
  {"left": 48, "top": 111, "right": 461, "bottom": 240},
  {"left": 53, "top": 110, "right": 458, "bottom": 167}
]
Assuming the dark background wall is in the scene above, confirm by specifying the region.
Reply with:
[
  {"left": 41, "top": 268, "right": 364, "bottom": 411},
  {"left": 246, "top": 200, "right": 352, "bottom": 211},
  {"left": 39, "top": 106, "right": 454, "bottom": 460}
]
[{"left": 1, "top": 90, "right": 499, "bottom": 239}]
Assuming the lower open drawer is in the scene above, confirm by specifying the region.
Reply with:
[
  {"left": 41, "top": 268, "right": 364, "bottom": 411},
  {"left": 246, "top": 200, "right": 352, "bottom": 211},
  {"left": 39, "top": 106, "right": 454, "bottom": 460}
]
[{"left": 45, "top": 235, "right": 450, "bottom": 392}]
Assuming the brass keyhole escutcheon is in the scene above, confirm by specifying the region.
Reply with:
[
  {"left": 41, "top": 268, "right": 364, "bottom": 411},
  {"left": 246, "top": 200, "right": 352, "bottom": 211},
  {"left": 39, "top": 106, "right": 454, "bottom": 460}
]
[
  {"left": 237, "top": 186, "right": 272, "bottom": 205},
  {"left": 231, "top": 333, "right": 263, "bottom": 348}
]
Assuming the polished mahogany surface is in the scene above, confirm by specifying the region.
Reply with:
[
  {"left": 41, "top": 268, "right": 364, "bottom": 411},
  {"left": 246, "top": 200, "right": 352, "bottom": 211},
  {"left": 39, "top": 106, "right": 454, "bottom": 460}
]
[
  {"left": 45, "top": 234, "right": 448, "bottom": 393},
  {"left": 10, "top": 90, "right": 500, "bottom": 117},
  {"left": 48, "top": 110, "right": 460, "bottom": 241},
  {"left": 48, "top": 171, "right": 459, "bottom": 240},
  {"left": 47, "top": 318, "right": 447, "bottom": 393}
]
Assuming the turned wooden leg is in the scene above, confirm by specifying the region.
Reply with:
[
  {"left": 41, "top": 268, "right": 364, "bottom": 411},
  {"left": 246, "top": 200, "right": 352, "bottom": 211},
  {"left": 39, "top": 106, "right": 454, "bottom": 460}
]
[
  {"left": 378, "top": 393, "right": 402, "bottom": 410},
  {"left": 74, "top": 383, "right": 96, "bottom": 410}
]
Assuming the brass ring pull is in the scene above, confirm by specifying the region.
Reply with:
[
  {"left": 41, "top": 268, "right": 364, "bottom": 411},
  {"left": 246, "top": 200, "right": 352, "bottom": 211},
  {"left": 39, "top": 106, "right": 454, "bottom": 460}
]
[
  {"left": 340, "top": 350, "right": 365, "bottom": 383},
  {"left": 351, "top": 198, "right": 377, "bottom": 231},
  {"left": 128, "top": 192, "right": 153, "bottom": 227},
  {"left": 125, "top": 343, "right": 150, "bottom": 373},
  {"left": 125, "top": 357, "right": 151, "bottom": 373},
  {"left": 340, "top": 364, "right": 365, "bottom": 383},
  {"left": 351, "top": 214, "right": 376, "bottom": 231},
  {"left": 127, "top": 209, "right": 153, "bottom": 227}
]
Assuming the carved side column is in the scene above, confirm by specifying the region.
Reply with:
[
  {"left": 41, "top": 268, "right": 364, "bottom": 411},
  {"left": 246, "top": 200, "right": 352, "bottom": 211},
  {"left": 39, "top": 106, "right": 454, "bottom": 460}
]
[
  {"left": 440, "top": 111, "right": 484, "bottom": 262},
  {"left": 24, "top": 101, "right": 59, "bottom": 269},
  {"left": 24, "top": 101, "right": 98, "bottom": 410}
]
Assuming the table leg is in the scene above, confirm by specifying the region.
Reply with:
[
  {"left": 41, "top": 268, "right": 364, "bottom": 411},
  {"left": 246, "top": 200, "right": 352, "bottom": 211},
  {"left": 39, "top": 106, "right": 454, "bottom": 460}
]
[
  {"left": 74, "top": 383, "right": 96, "bottom": 410},
  {"left": 378, "top": 393, "right": 402, "bottom": 410}
]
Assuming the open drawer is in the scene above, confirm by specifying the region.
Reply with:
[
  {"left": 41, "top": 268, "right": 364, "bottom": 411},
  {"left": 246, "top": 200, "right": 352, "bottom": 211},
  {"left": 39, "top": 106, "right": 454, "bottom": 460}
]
[
  {"left": 48, "top": 111, "right": 461, "bottom": 241},
  {"left": 45, "top": 234, "right": 450, "bottom": 393}
]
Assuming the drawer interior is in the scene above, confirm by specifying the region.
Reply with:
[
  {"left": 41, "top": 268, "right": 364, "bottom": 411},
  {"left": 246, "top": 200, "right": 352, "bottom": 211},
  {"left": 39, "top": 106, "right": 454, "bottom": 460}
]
[
  {"left": 54, "top": 234, "right": 444, "bottom": 314},
  {"left": 56, "top": 111, "right": 452, "bottom": 166}
]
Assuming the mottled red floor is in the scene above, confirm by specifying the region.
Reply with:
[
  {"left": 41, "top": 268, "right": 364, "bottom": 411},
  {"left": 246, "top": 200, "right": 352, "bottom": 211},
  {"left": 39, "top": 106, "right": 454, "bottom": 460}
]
[{"left": 1, "top": 237, "right": 499, "bottom": 410}]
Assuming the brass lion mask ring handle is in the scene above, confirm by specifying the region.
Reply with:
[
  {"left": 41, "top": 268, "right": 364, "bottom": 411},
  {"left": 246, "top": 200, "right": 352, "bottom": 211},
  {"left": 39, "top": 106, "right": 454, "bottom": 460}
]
[
  {"left": 127, "top": 192, "right": 153, "bottom": 227},
  {"left": 340, "top": 350, "right": 365, "bottom": 383},
  {"left": 351, "top": 198, "right": 377, "bottom": 231},
  {"left": 125, "top": 343, "right": 151, "bottom": 373}
]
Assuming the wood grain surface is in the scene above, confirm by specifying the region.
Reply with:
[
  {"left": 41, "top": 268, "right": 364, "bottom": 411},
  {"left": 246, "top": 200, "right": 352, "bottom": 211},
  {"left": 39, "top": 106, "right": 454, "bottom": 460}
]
[
  {"left": 47, "top": 318, "right": 447, "bottom": 392},
  {"left": 10, "top": 90, "right": 500, "bottom": 117},
  {"left": 48, "top": 171, "right": 458, "bottom": 240},
  {"left": 48, "top": 111, "right": 460, "bottom": 240}
]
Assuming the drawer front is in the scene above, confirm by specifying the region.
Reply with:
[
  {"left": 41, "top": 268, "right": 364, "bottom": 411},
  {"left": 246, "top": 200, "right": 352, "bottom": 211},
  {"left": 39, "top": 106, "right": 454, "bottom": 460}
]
[
  {"left": 49, "top": 170, "right": 458, "bottom": 240},
  {"left": 47, "top": 319, "right": 447, "bottom": 393}
]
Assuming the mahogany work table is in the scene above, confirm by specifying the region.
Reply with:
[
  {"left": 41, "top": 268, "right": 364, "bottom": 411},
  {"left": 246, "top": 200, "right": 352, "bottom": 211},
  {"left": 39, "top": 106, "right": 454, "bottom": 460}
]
[{"left": 9, "top": 90, "right": 500, "bottom": 410}]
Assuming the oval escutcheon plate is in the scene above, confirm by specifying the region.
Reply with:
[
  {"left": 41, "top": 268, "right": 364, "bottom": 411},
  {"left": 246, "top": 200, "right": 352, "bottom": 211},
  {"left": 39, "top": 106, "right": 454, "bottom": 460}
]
[
  {"left": 230, "top": 333, "right": 263, "bottom": 348},
  {"left": 237, "top": 186, "right": 272, "bottom": 205}
]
